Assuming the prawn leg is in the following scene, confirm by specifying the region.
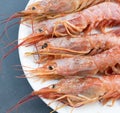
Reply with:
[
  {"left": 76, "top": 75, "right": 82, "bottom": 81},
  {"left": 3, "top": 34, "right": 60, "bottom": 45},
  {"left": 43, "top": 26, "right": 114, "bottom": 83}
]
[{"left": 53, "top": 21, "right": 83, "bottom": 37}]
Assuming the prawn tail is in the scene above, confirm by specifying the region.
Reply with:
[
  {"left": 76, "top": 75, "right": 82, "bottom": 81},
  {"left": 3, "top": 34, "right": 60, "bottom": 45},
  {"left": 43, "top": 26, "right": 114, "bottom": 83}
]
[{"left": 6, "top": 93, "right": 37, "bottom": 113}]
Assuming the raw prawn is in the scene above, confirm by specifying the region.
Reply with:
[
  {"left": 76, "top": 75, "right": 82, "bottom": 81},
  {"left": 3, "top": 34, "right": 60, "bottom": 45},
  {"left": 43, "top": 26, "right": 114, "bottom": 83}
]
[
  {"left": 29, "top": 46, "right": 120, "bottom": 79},
  {"left": 7, "top": 75, "right": 120, "bottom": 113},
  {"left": 5, "top": 0, "right": 115, "bottom": 24},
  {"left": 21, "top": 2, "right": 120, "bottom": 46},
  {"left": 26, "top": 29, "right": 120, "bottom": 57}
]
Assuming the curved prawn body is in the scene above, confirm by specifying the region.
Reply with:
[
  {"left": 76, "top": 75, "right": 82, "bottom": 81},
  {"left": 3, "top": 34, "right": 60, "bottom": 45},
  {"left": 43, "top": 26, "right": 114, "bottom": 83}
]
[
  {"left": 10, "top": 75, "right": 120, "bottom": 110},
  {"left": 27, "top": 29, "right": 120, "bottom": 57},
  {"left": 29, "top": 46, "right": 120, "bottom": 79},
  {"left": 7, "top": 0, "right": 114, "bottom": 24},
  {"left": 32, "top": 75, "right": 120, "bottom": 107},
  {"left": 22, "top": 2, "right": 120, "bottom": 46}
]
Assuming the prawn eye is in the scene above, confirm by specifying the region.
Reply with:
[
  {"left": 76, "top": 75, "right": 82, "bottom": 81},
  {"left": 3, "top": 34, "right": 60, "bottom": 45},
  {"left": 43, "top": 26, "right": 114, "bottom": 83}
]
[
  {"left": 48, "top": 65, "right": 53, "bottom": 70},
  {"left": 42, "top": 43, "right": 48, "bottom": 49},
  {"left": 38, "top": 29, "right": 43, "bottom": 33},
  {"left": 52, "top": 84, "right": 56, "bottom": 88},
  {"left": 50, "top": 84, "right": 56, "bottom": 89},
  {"left": 32, "top": 6, "right": 36, "bottom": 10}
]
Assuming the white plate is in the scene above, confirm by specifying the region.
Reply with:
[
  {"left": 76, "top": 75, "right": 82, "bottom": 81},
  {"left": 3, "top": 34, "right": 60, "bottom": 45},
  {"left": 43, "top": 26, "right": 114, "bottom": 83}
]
[{"left": 18, "top": 0, "right": 120, "bottom": 113}]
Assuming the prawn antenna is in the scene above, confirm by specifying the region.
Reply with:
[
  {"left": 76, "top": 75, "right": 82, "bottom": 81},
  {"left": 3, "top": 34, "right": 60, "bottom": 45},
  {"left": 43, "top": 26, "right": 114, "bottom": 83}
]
[
  {"left": 0, "top": 13, "right": 29, "bottom": 39},
  {"left": 6, "top": 93, "right": 37, "bottom": 113},
  {"left": 0, "top": 21, "right": 20, "bottom": 39},
  {"left": 1, "top": 42, "right": 24, "bottom": 60}
]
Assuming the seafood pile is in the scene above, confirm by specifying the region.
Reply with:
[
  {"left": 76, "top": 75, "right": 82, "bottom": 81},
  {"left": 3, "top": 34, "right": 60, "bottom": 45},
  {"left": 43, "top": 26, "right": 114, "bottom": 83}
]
[{"left": 7, "top": 0, "right": 120, "bottom": 112}]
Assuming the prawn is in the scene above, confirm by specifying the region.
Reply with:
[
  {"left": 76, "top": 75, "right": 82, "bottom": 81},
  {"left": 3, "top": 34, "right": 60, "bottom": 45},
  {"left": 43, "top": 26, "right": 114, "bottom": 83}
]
[
  {"left": 21, "top": 2, "right": 120, "bottom": 46},
  {"left": 29, "top": 46, "right": 120, "bottom": 79},
  {"left": 4, "top": 0, "right": 116, "bottom": 24},
  {"left": 26, "top": 29, "right": 120, "bottom": 58},
  {"left": 7, "top": 75, "right": 120, "bottom": 112}
]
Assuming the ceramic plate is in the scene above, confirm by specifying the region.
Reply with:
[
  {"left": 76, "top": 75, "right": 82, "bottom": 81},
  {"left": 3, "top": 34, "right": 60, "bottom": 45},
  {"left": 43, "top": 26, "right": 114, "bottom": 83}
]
[{"left": 18, "top": 0, "right": 120, "bottom": 113}]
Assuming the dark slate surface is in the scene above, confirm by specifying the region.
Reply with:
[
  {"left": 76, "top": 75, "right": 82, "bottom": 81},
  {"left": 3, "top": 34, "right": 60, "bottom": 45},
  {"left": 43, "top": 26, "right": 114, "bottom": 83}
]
[{"left": 0, "top": 0, "right": 57, "bottom": 113}]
